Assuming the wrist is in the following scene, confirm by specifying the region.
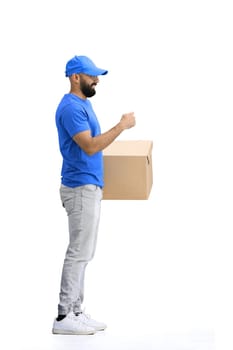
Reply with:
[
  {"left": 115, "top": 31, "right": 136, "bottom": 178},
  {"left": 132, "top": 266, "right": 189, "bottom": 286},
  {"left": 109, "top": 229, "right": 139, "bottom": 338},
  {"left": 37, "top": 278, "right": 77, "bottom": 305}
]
[{"left": 117, "top": 121, "right": 125, "bottom": 132}]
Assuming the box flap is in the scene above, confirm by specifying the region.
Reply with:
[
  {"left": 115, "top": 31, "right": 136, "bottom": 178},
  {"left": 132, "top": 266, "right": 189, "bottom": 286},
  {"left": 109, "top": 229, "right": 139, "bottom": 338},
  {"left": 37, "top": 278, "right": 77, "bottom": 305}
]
[{"left": 103, "top": 140, "right": 153, "bottom": 156}]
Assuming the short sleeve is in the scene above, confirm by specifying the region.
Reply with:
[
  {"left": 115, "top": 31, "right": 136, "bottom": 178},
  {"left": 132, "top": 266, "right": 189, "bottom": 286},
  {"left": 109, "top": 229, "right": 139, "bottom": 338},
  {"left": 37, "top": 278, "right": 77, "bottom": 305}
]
[{"left": 61, "top": 104, "right": 90, "bottom": 137}]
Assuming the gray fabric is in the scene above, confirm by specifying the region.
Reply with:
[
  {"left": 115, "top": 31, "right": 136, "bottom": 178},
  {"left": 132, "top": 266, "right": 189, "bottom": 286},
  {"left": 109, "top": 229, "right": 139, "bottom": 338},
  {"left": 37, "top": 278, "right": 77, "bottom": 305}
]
[{"left": 58, "top": 184, "right": 102, "bottom": 315}]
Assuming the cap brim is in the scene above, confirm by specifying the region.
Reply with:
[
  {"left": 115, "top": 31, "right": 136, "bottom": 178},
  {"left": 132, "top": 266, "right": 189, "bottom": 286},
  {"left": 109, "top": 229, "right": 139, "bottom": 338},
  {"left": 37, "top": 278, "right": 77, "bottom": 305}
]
[
  {"left": 83, "top": 68, "right": 108, "bottom": 76},
  {"left": 65, "top": 67, "right": 108, "bottom": 77}
]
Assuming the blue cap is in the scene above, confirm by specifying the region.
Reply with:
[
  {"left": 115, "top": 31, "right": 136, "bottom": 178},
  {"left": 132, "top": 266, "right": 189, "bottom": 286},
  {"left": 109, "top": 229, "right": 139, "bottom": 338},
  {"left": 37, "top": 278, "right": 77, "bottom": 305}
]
[{"left": 65, "top": 55, "right": 108, "bottom": 77}]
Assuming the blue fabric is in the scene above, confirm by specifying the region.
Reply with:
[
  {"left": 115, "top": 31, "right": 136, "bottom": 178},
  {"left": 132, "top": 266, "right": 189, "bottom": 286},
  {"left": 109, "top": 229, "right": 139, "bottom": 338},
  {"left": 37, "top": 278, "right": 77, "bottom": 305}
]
[
  {"left": 65, "top": 55, "right": 108, "bottom": 77},
  {"left": 55, "top": 94, "right": 103, "bottom": 188}
]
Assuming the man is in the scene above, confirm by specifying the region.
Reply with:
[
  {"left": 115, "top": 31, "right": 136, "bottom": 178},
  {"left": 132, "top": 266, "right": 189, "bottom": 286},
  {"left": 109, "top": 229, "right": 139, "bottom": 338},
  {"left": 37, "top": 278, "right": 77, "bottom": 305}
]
[{"left": 52, "top": 55, "right": 136, "bottom": 335}]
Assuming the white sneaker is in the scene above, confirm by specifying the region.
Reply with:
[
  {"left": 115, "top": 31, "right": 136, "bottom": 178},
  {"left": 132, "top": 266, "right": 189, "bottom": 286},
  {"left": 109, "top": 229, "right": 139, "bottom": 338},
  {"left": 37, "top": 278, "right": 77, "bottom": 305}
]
[
  {"left": 77, "top": 312, "right": 107, "bottom": 331},
  {"left": 52, "top": 311, "right": 96, "bottom": 335}
]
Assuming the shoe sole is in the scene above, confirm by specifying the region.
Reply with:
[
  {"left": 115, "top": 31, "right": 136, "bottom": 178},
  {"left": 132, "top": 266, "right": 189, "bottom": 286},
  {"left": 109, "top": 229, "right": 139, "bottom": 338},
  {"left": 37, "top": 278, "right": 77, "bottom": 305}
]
[
  {"left": 52, "top": 328, "right": 95, "bottom": 335},
  {"left": 94, "top": 326, "right": 107, "bottom": 331}
]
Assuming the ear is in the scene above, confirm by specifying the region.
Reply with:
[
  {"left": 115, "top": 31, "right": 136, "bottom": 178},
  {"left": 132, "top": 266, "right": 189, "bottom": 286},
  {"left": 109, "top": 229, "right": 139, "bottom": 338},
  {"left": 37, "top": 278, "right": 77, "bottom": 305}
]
[
  {"left": 70, "top": 73, "right": 80, "bottom": 83},
  {"left": 74, "top": 73, "right": 80, "bottom": 82}
]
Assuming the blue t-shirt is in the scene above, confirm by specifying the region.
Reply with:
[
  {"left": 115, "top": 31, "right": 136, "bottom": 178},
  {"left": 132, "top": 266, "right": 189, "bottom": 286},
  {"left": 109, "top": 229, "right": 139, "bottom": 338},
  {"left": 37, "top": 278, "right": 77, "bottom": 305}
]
[{"left": 55, "top": 93, "right": 103, "bottom": 188}]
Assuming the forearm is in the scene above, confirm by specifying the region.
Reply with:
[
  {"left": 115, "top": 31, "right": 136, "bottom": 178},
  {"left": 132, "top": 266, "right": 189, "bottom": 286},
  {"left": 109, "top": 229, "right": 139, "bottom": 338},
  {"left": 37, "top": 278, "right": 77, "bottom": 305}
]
[
  {"left": 73, "top": 112, "right": 136, "bottom": 155},
  {"left": 87, "top": 122, "right": 124, "bottom": 155}
]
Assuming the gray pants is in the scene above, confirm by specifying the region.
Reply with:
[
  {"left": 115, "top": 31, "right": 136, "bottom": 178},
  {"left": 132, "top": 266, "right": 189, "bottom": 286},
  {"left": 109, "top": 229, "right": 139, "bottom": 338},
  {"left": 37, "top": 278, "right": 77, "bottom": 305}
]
[{"left": 58, "top": 184, "right": 102, "bottom": 315}]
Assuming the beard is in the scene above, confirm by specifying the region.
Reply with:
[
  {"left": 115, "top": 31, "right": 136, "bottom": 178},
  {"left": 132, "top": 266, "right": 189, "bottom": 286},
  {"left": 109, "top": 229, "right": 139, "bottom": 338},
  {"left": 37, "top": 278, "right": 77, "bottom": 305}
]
[{"left": 80, "top": 78, "right": 96, "bottom": 98}]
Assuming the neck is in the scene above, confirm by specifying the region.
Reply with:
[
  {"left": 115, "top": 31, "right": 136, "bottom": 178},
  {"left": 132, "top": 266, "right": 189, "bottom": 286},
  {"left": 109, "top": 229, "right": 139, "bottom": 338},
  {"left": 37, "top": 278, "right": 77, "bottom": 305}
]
[{"left": 69, "top": 89, "right": 86, "bottom": 100}]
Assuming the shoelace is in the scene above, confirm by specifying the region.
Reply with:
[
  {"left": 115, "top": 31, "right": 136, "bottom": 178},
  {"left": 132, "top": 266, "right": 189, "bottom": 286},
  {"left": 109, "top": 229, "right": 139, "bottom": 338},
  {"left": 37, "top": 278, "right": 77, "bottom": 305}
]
[
  {"left": 69, "top": 312, "right": 79, "bottom": 321},
  {"left": 70, "top": 312, "right": 91, "bottom": 328},
  {"left": 78, "top": 312, "right": 91, "bottom": 322},
  {"left": 75, "top": 307, "right": 91, "bottom": 320}
]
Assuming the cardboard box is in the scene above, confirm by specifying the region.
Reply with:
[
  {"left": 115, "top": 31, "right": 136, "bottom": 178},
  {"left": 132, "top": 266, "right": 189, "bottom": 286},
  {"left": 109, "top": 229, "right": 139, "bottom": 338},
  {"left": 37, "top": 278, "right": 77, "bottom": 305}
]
[{"left": 103, "top": 140, "right": 153, "bottom": 200}]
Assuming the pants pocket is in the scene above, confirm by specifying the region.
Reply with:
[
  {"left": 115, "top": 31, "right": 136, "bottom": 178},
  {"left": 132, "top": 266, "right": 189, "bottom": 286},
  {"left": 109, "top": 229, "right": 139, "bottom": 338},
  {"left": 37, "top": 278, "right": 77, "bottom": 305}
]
[{"left": 60, "top": 186, "right": 75, "bottom": 214}]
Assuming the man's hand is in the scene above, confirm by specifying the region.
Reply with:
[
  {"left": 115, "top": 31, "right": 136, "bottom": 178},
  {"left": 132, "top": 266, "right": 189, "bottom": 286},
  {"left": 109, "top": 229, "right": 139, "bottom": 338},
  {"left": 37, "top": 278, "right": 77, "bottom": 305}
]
[{"left": 120, "top": 112, "right": 136, "bottom": 130}]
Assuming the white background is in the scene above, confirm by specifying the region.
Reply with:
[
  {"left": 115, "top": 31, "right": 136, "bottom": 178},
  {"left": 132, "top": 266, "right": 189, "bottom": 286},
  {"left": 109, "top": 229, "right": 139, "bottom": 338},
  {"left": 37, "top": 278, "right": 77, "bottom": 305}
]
[{"left": 0, "top": 1, "right": 233, "bottom": 349}]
